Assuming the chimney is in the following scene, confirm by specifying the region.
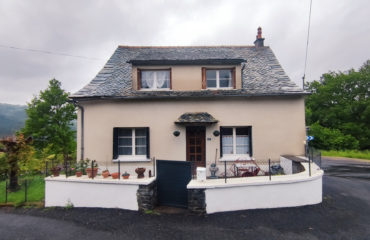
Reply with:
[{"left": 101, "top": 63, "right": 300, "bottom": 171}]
[{"left": 254, "top": 27, "right": 265, "bottom": 47}]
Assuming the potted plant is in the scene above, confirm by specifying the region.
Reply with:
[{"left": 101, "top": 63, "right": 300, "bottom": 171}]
[
  {"left": 135, "top": 167, "right": 146, "bottom": 178},
  {"left": 51, "top": 165, "right": 62, "bottom": 177},
  {"left": 111, "top": 172, "right": 119, "bottom": 179},
  {"left": 75, "top": 159, "right": 88, "bottom": 177},
  {"left": 122, "top": 171, "right": 130, "bottom": 179},
  {"left": 85, "top": 159, "right": 99, "bottom": 178},
  {"left": 102, "top": 169, "right": 110, "bottom": 178}
]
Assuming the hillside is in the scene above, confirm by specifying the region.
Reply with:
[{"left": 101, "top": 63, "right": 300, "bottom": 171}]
[{"left": 0, "top": 103, "right": 27, "bottom": 137}]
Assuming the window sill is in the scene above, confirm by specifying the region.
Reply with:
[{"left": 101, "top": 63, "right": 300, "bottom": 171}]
[
  {"left": 113, "top": 157, "right": 151, "bottom": 163},
  {"left": 138, "top": 88, "right": 172, "bottom": 91},
  {"left": 219, "top": 155, "right": 253, "bottom": 161}
]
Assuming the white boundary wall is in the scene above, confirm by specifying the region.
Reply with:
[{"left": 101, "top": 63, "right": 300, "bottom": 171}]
[
  {"left": 188, "top": 162, "right": 323, "bottom": 214},
  {"left": 45, "top": 176, "right": 155, "bottom": 210}
]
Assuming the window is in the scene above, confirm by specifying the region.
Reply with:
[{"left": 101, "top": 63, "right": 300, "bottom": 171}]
[
  {"left": 138, "top": 69, "right": 171, "bottom": 90},
  {"left": 113, "top": 127, "right": 150, "bottom": 161},
  {"left": 202, "top": 68, "right": 235, "bottom": 89},
  {"left": 220, "top": 127, "right": 252, "bottom": 159}
]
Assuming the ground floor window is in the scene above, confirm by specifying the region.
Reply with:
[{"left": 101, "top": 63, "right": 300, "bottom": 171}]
[
  {"left": 113, "top": 127, "right": 150, "bottom": 161},
  {"left": 220, "top": 126, "right": 252, "bottom": 159}
]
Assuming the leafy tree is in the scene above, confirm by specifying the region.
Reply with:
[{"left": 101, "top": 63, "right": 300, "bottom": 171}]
[
  {"left": 306, "top": 60, "right": 370, "bottom": 150},
  {"left": 0, "top": 134, "right": 33, "bottom": 191},
  {"left": 23, "top": 79, "right": 77, "bottom": 162}
]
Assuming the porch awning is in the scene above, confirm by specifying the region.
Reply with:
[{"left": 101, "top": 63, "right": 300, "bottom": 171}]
[{"left": 175, "top": 112, "right": 218, "bottom": 125}]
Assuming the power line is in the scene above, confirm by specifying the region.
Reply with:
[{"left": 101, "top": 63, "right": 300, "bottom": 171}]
[
  {"left": 0, "top": 44, "right": 103, "bottom": 61},
  {"left": 302, "top": 0, "right": 313, "bottom": 89}
]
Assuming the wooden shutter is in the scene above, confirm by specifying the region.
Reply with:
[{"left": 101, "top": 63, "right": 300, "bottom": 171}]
[
  {"left": 219, "top": 127, "right": 224, "bottom": 157},
  {"left": 232, "top": 67, "right": 236, "bottom": 89},
  {"left": 249, "top": 127, "right": 253, "bottom": 156},
  {"left": 137, "top": 69, "right": 141, "bottom": 90},
  {"left": 146, "top": 127, "right": 150, "bottom": 159},
  {"left": 113, "top": 128, "right": 119, "bottom": 159},
  {"left": 201, "top": 67, "right": 206, "bottom": 89}
]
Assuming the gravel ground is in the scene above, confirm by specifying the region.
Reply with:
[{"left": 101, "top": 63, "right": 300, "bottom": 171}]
[{"left": 0, "top": 157, "right": 369, "bottom": 240}]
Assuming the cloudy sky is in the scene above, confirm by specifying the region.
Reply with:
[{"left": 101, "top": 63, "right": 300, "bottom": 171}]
[{"left": 0, "top": 0, "right": 369, "bottom": 105}]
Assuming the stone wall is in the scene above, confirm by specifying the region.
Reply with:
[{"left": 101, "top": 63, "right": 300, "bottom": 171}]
[
  {"left": 188, "top": 189, "right": 206, "bottom": 214},
  {"left": 137, "top": 180, "right": 157, "bottom": 211}
]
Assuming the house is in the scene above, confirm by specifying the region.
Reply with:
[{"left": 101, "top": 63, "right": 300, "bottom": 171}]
[{"left": 69, "top": 27, "right": 307, "bottom": 177}]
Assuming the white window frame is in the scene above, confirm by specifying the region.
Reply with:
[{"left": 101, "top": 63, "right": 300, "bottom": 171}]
[
  {"left": 220, "top": 127, "right": 251, "bottom": 161},
  {"left": 116, "top": 128, "right": 149, "bottom": 162},
  {"left": 206, "top": 69, "right": 233, "bottom": 89},
  {"left": 139, "top": 69, "right": 171, "bottom": 91}
]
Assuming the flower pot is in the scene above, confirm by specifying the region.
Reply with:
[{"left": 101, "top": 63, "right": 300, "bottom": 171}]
[
  {"left": 86, "top": 168, "right": 99, "bottom": 178},
  {"left": 102, "top": 170, "right": 110, "bottom": 178},
  {"left": 75, "top": 171, "right": 83, "bottom": 177},
  {"left": 135, "top": 168, "right": 146, "bottom": 179},
  {"left": 51, "top": 169, "right": 60, "bottom": 177},
  {"left": 111, "top": 172, "right": 119, "bottom": 179},
  {"left": 122, "top": 174, "right": 130, "bottom": 179}
]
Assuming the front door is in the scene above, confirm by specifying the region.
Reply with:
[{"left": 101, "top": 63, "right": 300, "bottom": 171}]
[{"left": 186, "top": 126, "right": 206, "bottom": 171}]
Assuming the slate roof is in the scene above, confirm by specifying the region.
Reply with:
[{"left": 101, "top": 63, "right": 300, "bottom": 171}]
[
  {"left": 175, "top": 112, "right": 218, "bottom": 124},
  {"left": 70, "top": 45, "right": 307, "bottom": 100}
]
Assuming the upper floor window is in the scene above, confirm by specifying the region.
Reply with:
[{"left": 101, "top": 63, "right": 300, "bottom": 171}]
[
  {"left": 138, "top": 69, "right": 171, "bottom": 90},
  {"left": 202, "top": 68, "right": 235, "bottom": 89}
]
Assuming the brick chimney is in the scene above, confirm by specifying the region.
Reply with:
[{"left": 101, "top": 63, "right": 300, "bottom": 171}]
[{"left": 254, "top": 27, "right": 265, "bottom": 47}]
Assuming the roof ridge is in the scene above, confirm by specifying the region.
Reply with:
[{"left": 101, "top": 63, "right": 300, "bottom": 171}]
[{"left": 118, "top": 45, "right": 269, "bottom": 48}]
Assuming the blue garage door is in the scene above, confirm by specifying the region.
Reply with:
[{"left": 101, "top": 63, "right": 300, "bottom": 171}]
[{"left": 157, "top": 160, "right": 192, "bottom": 208}]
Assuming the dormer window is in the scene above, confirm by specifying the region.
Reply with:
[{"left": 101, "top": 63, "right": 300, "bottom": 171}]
[
  {"left": 202, "top": 67, "right": 236, "bottom": 89},
  {"left": 138, "top": 69, "right": 171, "bottom": 90}
]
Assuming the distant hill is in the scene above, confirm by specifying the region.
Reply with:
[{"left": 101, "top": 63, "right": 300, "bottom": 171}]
[{"left": 0, "top": 103, "right": 27, "bottom": 137}]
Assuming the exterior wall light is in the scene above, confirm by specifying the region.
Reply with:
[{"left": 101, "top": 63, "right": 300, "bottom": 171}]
[
  {"left": 173, "top": 130, "right": 180, "bottom": 137},
  {"left": 213, "top": 130, "right": 220, "bottom": 137}
]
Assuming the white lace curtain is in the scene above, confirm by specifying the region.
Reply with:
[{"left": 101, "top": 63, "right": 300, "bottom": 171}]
[{"left": 142, "top": 70, "right": 170, "bottom": 89}]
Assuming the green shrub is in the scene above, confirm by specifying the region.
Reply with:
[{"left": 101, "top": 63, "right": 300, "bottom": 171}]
[{"left": 309, "top": 122, "right": 359, "bottom": 150}]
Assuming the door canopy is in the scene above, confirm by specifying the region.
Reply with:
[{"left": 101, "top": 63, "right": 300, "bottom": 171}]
[{"left": 175, "top": 112, "right": 218, "bottom": 125}]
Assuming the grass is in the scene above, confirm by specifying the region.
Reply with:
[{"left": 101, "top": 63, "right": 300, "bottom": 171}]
[
  {"left": 321, "top": 150, "right": 370, "bottom": 160},
  {"left": 0, "top": 175, "right": 45, "bottom": 205}
]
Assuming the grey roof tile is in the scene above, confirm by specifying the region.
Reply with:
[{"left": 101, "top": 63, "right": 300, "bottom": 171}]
[{"left": 70, "top": 46, "right": 307, "bottom": 99}]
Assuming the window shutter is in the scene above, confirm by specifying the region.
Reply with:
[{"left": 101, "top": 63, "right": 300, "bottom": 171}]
[
  {"left": 146, "top": 127, "right": 150, "bottom": 159},
  {"left": 201, "top": 67, "right": 206, "bottom": 89},
  {"left": 137, "top": 69, "right": 141, "bottom": 90},
  {"left": 113, "top": 128, "right": 119, "bottom": 159},
  {"left": 232, "top": 67, "right": 236, "bottom": 89},
  {"left": 219, "top": 127, "right": 224, "bottom": 157},
  {"left": 249, "top": 127, "right": 253, "bottom": 156}
]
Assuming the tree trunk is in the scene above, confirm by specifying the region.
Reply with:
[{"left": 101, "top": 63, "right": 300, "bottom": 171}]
[{"left": 9, "top": 167, "right": 19, "bottom": 191}]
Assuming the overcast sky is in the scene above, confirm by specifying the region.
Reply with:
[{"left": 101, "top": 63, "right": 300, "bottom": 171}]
[{"left": 0, "top": 0, "right": 369, "bottom": 105}]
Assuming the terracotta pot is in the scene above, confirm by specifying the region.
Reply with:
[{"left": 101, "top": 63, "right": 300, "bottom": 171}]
[
  {"left": 51, "top": 170, "right": 60, "bottom": 177},
  {"left": 122, "top": 174, "right": 130, "bottom": 179},
  {"left": 111, "top": 172, "right": 119, "bottom": 179},
  {"left": 86, "top": 168, "right": 99, "bottom": 178},
  {"left": 75, "top": 171, "right": 83, "bottom": 177},
  {"left": 102, "top": 170, "right": 110, "bottom": 178},
  {"left": 135, "top": 168, "right": 146, "bottom": 179}
]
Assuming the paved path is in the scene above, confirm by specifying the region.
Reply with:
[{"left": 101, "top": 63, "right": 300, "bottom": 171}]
[{"left": 0, "top": 157, "right": 369, "bottom": 240}]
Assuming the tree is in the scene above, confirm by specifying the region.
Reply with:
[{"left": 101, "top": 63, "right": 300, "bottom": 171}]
[
  {"left": 305, "top": 60, "right": 370, "bottom": 150},
  {"left": 0, "top": 134, "right": 33, "bottom": 191},
  {"left": 23, "top": 79, "right": 77, "bottom": 162}
]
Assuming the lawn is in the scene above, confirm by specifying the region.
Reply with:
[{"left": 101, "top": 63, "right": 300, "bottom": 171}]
[
  {"left": 321, "top": 150, "right": 370, "bottom": 160},
  {"left": 0, "top": 175, "right": 45, "bottom": 204}
]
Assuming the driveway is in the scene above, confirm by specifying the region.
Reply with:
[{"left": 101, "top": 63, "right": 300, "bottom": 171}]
[{"left": 0, "top": 157, "right": 369, "bottom": 240}]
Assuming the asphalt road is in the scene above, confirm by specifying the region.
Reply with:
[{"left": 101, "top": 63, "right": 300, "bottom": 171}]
[{"left": 0, "top": 157, "right": 369, "bottom": 240}]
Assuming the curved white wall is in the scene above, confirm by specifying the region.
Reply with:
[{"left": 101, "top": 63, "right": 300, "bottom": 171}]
[{"left": 188, "top": 162, "right": 323, "bottom": 214}]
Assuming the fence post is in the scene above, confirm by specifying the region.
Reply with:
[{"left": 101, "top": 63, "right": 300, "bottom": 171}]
[
  {"left": 91, "top": 160, "right": 95, "bottom": 179},
  {"left": 24, "top": 180, "right": 27, "bottom": 202},
  {"left": 118, "top": 159, "right": 120, "bottom": 180},
  {"left": 224, "top": 160, "right": 227, "bottom": 183},
  {"left": 268, "top": 158, "right": 271, "bottom": 181},
  {"left": 45, "top": 161, "right": 48, "bottom": 177},
  {"left": 5, "top": 180, "right": 8, "bottom": 203}
]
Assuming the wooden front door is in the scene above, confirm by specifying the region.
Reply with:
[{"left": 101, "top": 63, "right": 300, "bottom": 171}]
[{"left": 186, "top": 126, "right": 206, "bottom": 169}]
